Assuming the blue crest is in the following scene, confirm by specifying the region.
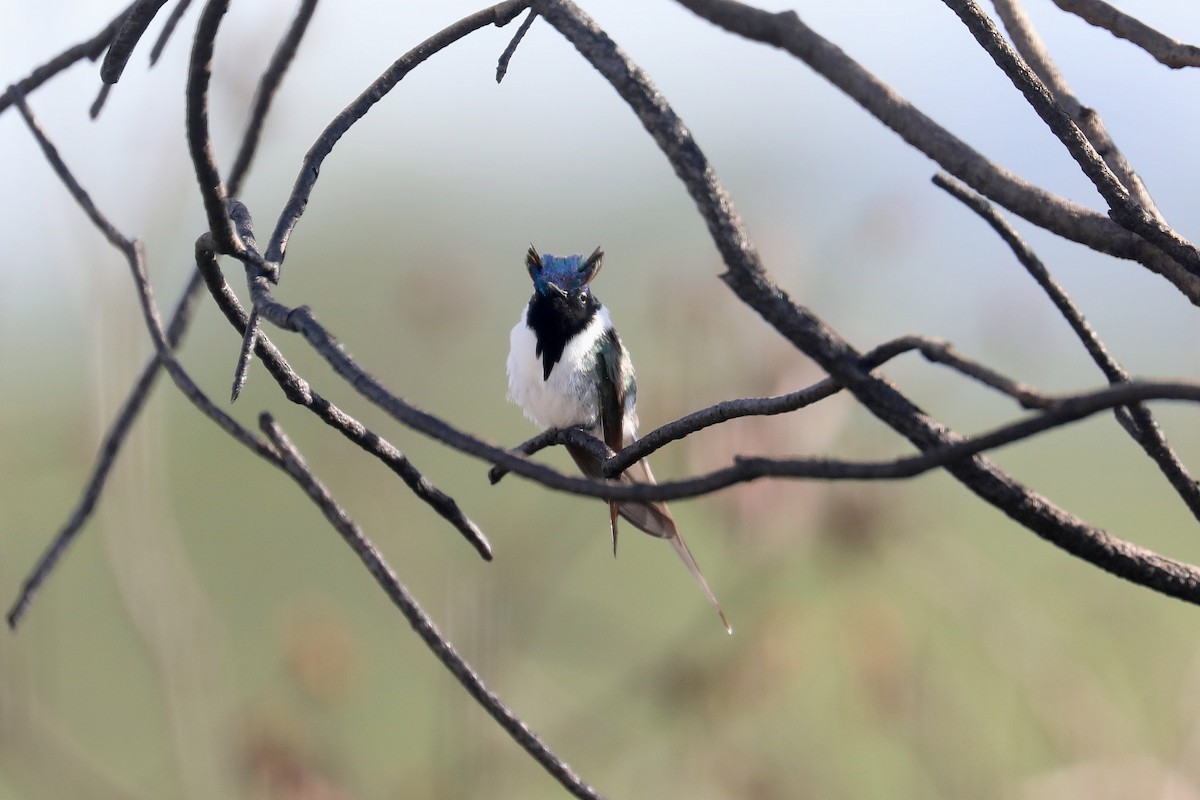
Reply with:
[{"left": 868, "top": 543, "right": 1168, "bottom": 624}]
[{"left": 525, "top": 245, "right": 603, "bottom": 295}]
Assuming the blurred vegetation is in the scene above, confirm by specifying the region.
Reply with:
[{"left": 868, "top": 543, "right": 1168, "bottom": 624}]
[{"left": 5, "top": 2, "right": 1200, "bottom": 799}]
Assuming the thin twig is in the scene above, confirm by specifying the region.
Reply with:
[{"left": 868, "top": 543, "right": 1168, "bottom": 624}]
[
  {"left": 225, "top": 0, "right": 320, "bottom": 398},
  {"left": 150, "top": 0, "right": 196, "bottom": 66},
  {"left": 1051, "top": 0, "right": 1200, "bottom": 69},
  {"left": 88, "top": 83, "right": 113, "bottom": 119},
  {"left": 226, "top": 0, "right": 319, "bottom": 195},
  {"left": 6, "top": 269, "right": 207, "bottom": 629},
  {"left": 0, "top": 2, "right": 135, "bottom": 116},
  {"left": 185, "top": 0, "right": 246, "bottom": 260},
  {"left": 263, "top": 0, "right": 528, "bottom": 265},
  {"left": 7, "top": 87, "right": 283, "bottom": 623},
  {"left": 496, "top": 8, "right": 538, "bottom": 82},
  {"left": 933, "top": 172, "right": 1200, "bottom": 522},
  {"left": 991, "top": 0, "right": 1162, "bottom": 219},
  {"left": 196, "top": 232, "right": 492, "bottom": 560},
  {"left": 670, "top": 0, "right": 1200, "bottom": 302},
  {"left": 258, "top": 413, "right": 604, "bottom": 800},
  {"left": 940, "top": 0, "right": 1200, "bottom": 278},
  {"left": 100, "top": 0, "right": 170, "bottom": 84}
]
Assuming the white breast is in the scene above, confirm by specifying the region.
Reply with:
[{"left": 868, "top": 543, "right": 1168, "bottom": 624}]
[{"left": 507, "top": 305, "right": 613, "bottom": 431}]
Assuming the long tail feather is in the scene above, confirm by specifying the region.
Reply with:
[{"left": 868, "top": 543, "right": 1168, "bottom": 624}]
[
  {"left": 567, "top": 442, "right": 731, "bottom": 633},
  {"left": 667, "top": 527, "right": 733, "bottom": 635}
]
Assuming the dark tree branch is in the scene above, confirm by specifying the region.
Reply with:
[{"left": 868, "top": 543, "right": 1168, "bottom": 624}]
[
  {"left": 185, "top": 0, "right": 253, "bottom": 263},
  {"left": 100, "top": 0, "right": 170, "bottom": 84},
  {"left": 940, "top": 0, "right": 1200, "bottom": 278},
  {"left": 488, "top": 332, "right": 1044, "bottom": 485},
  {"left": 264, "top": 0, "right": 527, "bottom": 266},
  {"left": 0, "top": 3, "right": 134, "bottom": 117},
  {"left": 1051, "top": 0, "right": 1200, "bottom": 69},
  {"left": 226, "top": 0, "right": 321, "bottom": 400},
  {"left": 195, "top": 233, "right": 493, "bottom": 560},
  {"left": 498, "top": 379, "right": 1200, "bottom": 501},
  {"left": 933, "top": 172, "right": 1200, "bottom": 523},
  {"left": 6, "top": 86, "right": 283, "bottom": 624},
  {"left": 991, "top": 0, "right": 1162, "bottom": 219},
  {"left": 149, "top": 0, "right": 196, "bottom": 66},
  {"left": 258, "top": 414, "right": 603, "bottom": 800},
  {"left": 533, "top": 0, "right": 1200, "bottom": 606},
  {"left": 496, "top": 8, "right": 538, "bottom": 83},
  {"left": 6, "top": 269, "right": 207, "bottom": 629},
  {"left": 8, "top": 0, "right": 322, "bottom": 625},
  {"left": 226, "top": 0, "right": 319, "bottom": 196},
  {"left": 671, "top": 0, "right": 1200, "bottom": 303}
]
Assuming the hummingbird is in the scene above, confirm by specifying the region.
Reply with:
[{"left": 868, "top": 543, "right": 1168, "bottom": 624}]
[{"left": 507, "top": 244, "right": 731, "bottom": 634}]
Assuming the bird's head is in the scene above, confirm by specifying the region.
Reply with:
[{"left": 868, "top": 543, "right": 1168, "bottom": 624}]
[{"left": 525, "top": 245, "right": 603, "bottom": 303}]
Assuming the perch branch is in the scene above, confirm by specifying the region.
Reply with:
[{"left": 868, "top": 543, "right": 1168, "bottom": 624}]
[{"left": 534, "top": 0, "right": 1200, "bottom": 607}]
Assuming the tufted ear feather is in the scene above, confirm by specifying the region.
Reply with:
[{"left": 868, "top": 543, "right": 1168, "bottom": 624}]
[
  {"left": 580, "top": 246, "right": 603, "bottom": 284},
  {"left": 525, "top": 244, "right": 543, "bottom": 276}
]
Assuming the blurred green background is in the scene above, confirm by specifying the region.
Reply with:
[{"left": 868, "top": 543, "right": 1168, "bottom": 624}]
[{"left": 5, "top": 1, "right": 1200, "bottom": 798}]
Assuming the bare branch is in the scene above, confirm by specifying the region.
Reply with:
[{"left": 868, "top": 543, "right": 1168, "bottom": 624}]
[
  {"left": 940, "top": 0, "right": 1200, "bottom": 277},
  {"left": 100, "top": 0, "right": 170, "bottom": 84},
  {"left": 1051, "top": 0, "right": 1200, "bottom": 69},
  {"left": 7, "top": 87, "right": 283, "bottom": 623},
  {"left": 185, "top": 0, "right": 253, "bottom": 263},
  {"left": 0, "top": 2, "right": 134, "bottom": 117},
  {"left": 149, "top": 0, "right": 195, "bottom": 66},
  {"left": 195, "top": 234, "right": 493, "bottom": 560},
  {"left": 933, "top": 172, "right": 1200, "bottom": 523},
  {"left": 6, "top": 269, "right": 207, "bottom": 629},
  {"left": 496, "top": 8, "right": 538, "bottom": 83},
  {"left": 264, "top": 0, "right": 527, "bottom": 266},
  {"left": 226, "top": 0, "right": 319, "bottom": 196},
  {"left": 671, "top": 0, "right": 1200, "bottom": 302},
  {"left": 534, "top": 0, "right": 1200, "bottom": 607},
  {"left": 258, "top": 413, "right": 604, "bottom": 800},
  {"left": 991, "top": 0, "right": 1162, "bottom": 219}
]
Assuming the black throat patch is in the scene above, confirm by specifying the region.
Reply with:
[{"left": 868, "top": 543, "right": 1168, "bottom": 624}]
[{"left": 525, "top": 290, "right": 600, "bottom": 380}]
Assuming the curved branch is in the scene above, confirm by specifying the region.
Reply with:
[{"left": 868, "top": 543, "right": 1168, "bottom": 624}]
[
  {"left": 149, "top": 0, "right": 195, "bottom": 66},
  {"left": 670, "top": 0, "right": 1200, "bottom": 302},
  {"left": 992, "top": 0, "right": 1161, "bottom": 219},
  {"left": 1051, "top": 0, "right": 1200, "bottom": 69},
  {"left": 196, "top": 234, "right": 493, "bottom": 560},
  {"left": 100, "top": 0, "right": 170, "bottom": 84},
  {"left": 533, "top": 0, "right": 1200, "bottom": 608},
  {"left": 264, "top": 0, "right": 527, "bottom": 266},
  {"left": 0, "top": 2, "right": 134, "bottom": 117},
  {"left": 259, "top": 414, "right": 603, "bottom": 800},
  {"left": 940, "top": 0, "right": 1200, "bottom": 277},
  {"left": 933, "top": 172, "right": 1200, "bottom": 523}
]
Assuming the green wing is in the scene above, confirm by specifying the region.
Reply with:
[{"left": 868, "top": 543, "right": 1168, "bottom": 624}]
[{"left": 593, "top": 329, "right": 627, "bottom": 457}]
